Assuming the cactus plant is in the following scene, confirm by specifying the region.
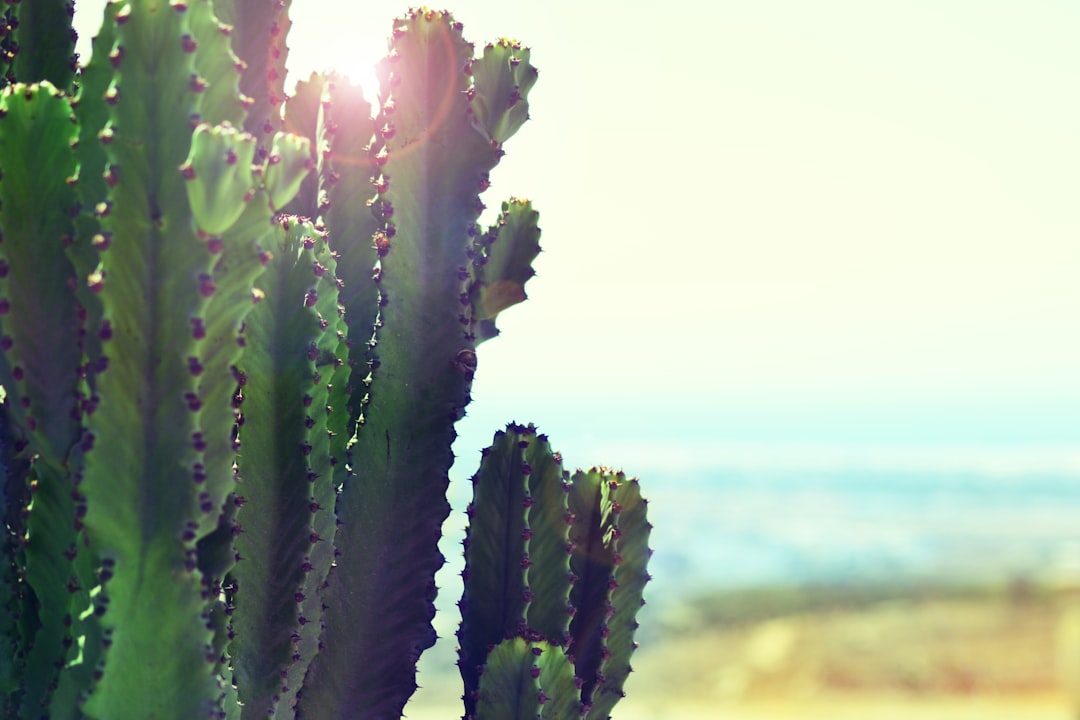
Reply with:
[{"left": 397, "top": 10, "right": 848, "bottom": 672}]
[
  {"left": 0, "top": 3, "right": 651, "bottom": 719},
  {"left": 460, "top": 424, "right": 652, "bottom": 719}
]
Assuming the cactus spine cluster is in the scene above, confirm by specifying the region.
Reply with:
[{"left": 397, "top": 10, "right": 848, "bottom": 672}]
[{"left": 0, "top": 3, "right": 650, "bottom": 719}]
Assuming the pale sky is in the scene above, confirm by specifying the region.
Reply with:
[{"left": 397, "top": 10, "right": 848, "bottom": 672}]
[{"left": 73, "top": 1, "right": 1080, "bottom": 470}]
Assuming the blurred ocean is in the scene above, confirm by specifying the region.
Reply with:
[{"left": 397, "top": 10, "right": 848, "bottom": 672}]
[
  {"left": 642, "top": 467, "right": 1080, "bottom": 600},
  {"left": 414, "top": 446, "right": 1080, "bottom": 704},
  {"left": 436, "top": 443, "right": 1080, "bottom": 622}
]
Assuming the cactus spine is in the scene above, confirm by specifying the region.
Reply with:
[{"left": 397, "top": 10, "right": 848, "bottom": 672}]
[{"left": 0, "top": 3, "right": 651, "bottom": 719}]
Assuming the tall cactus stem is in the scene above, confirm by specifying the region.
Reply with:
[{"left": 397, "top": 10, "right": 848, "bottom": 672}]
[{"left": 230, "top": 217, "right": 347, "bottom": 719}]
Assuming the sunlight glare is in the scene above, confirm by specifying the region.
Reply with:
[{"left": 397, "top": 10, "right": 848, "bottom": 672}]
[{"left": 285, "top": 5, "right": 391, "bottom": 111}]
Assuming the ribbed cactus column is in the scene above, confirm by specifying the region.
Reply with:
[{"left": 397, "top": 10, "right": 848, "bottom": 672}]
[
  {"left": 297, "top": 10, "right": 539, "bottom": 718},
  {"left": 9, "top": 0, "right": 78, "bottom": 91},
  {"left": 458, "top": 424, "right": 573, "bottom": 717},
  {"left": 229, "top": 217, "right": 349, "bottom": 718},
  {"left": 0, "top": 81, "right": 87, "bottom": 720},
  {"left": 458, "top": 426, "right": 652, "bottom": 720},
  {"left": 568, "top": 469, "right": 652, "bottom": 719},
  {"left": 212, "top": 0, "right": 293, "bottom": 158},
  {"left": 57, "top": 3, "right": 306, "bottom": 717}
]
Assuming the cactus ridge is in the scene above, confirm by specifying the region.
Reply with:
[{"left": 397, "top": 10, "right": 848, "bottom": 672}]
[
  {"left": 568, "top": 469, "right": 653, "bottom": 719},
  {"left": 188, "top": 0, "right": 248, "bottom": 129},
  {"left": 229, "top": 216, "right": 346, "bottom": 719}
]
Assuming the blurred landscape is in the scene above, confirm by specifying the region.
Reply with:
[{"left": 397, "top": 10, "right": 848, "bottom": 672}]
[{"left": 406, "top": 455, "right": 1080, "bottom": 718}]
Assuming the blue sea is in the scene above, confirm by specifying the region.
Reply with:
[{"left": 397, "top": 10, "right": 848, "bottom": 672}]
[
  {"left": 434, "top": 448, "right": 1080, "bottom": 624},
  {"left": 416, "top": 449, "right": 1080, "bottom": 695},
  {"left": 642, "top": 467, "right": 1080, "bottom": 598}
]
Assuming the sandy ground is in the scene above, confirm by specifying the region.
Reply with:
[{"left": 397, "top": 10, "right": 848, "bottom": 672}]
[
  {"left": 405, "top": 694, "right": 1071, "bottom": 720},
  {"left": 610, "top": 693, "right": 1071, "bottom": 720},
  {"left": 402, "top": 585, "right": 1080, "bottom": 719}
]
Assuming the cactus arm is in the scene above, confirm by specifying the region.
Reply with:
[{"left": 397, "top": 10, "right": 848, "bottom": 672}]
[
  {"left": 298, "top": 11, "right": 485, "bottom": 717},
  {"left": 0, "top": 7, "right": 16, "bottom": 88},
  {"left": 475, "top": 637, "right": 542, "bottom": 720},
  {"left": 458, "top": 426, "right": 534, "bottom": 714},
  {"left": 468, "top": 39, "right": 537, "bottom": 147},
  {"left": 0, "top": 82, "right": 82, "bottom": 466},
  {"left": 229, "top": 217, "right": 345, "bottom": 718},
  {"left": 298, "top": 14, "right": 541, "bottom": 717},
  {"left": 568, "top": 469, "right": 652, "bottom": 719},
  {"left": 458, "top": 423, "right": 572, "bottom": 716},
  {"left": 585, "top": 475, "right": 651, "bottom": 719},
  {"left": 11, "top": 0, "right": 77, "bottom": 91},
  {"left": 77, "top": 0, "right": 226, "bottom": 708},
  {"left": 279, "top": 72, "right": 324, "bottom": 218},
  {"left": 68, "top": 3, "right": 288, "bottom": 715},
  {"left": 522, "top": 433, "right": 573, "bottom": 645},
  {"left": 566, "top": 472, "right": 607, "bottom": 705},
  {"left": 469, "top": 199, "right": 541, "bottom": 345},
  {"left": 314, "top": 76, "right": 381, "bottom": 434},
  {"left": 214, "top": 0, "right": 292, "bottom": 155},
  {"left": 0, "top": 82, "right": 90, "bottom": 717},
  {"left": 188, "top": 0, "right": 247, "bottom": 128},
  {"left": 464, "top": 42, "right": 539, "bottom": 345},
  {"left": 475, "top": 638, "right": 576, "bottom": 720}
]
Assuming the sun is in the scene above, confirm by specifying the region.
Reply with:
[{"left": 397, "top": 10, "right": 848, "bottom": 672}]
[{"left": 284, "top": 4, "right": 392, "bottom": 110}]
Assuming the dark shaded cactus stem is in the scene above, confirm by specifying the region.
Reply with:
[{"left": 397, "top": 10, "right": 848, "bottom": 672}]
[{"left": 460, "top": 424, "right": 652, "bottom": 719}]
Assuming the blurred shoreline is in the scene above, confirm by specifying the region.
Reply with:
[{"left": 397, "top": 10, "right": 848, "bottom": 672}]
[{"left": 407, "top": 580, "right": 1080, "bottom": 719}]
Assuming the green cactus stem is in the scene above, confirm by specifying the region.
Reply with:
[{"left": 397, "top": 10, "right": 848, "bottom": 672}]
[
  {"left": 308, "top": 74, "right": 381, "bottom": 436},
  {"left": 0, "top": 81, "right": 88, "bottom": 719},
  {"left": 10, "top": 0, "right": 78, "bottom": 92},
  {"left": 298, "top": 10, "right": 537, "bottom": 717},
  {"left": 458, "top": 423, "right": 572, "bottom": 717},
  {"left": 568, "top": 469, "right": 652, "bottom": 719},
  {"left": 213, "top": 0, "right": 293, "bottom": 158},
  {"left": 468, "top": 198, "right": 541, "bottom": 344},
  {"left": 460, "top": 428, "right": 651, "bottom": 720},
  {"left": 474, "top": 637, "right": 577, "bottom": 720},
  {"left": 64, "top": 3, "right": 305, "bottom": 716},
  {"left": 229, "top": 216, "right": 348, "bottom": 719}
]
